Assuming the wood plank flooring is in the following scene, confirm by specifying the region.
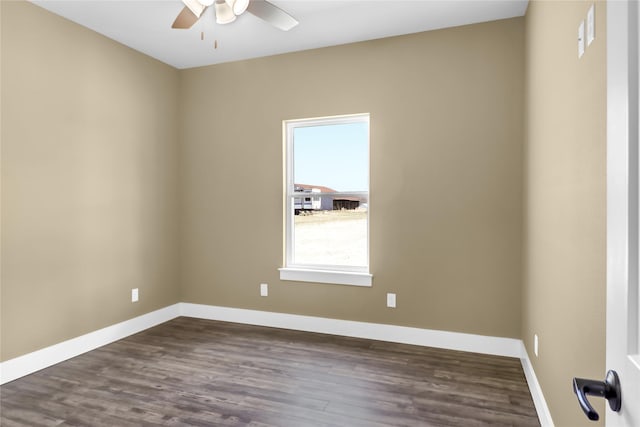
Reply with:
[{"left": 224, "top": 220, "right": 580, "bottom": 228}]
[{"left": 0, "top": 317, "right": 540, "bottom": 426}]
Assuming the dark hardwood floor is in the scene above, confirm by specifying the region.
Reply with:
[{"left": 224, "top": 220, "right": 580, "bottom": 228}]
[{"left": 0, "top": 317, "right": 540, "bottom": 426}]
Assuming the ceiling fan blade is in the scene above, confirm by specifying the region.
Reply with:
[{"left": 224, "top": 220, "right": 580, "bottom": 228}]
[
  {"left": 171, "top": 6, "right": 200, "bottom": 29},
  {"left": 246, "top": 0, "right": 298, "bottom": 31}
]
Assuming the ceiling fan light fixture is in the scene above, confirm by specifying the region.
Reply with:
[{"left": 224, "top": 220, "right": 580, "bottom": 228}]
[
  {"left": 226, "top": 0, "right": 249, "bottom": 15},
  {"left": 197, "top": 0, "right": 215, "bottom": 6},
  {"left": 182, "top": 0, "right": 206, "bottom": 17},
  {"left": 215, "top": 0, "right": 236, "bottom": 24}
]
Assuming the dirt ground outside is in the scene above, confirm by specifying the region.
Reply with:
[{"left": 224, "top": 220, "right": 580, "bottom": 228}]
[{"left": 293, "top": 210, "right": 367, "bottom": 267}]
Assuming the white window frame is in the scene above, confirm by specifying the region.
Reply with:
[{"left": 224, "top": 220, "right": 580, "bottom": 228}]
[{"left": 279, "top": 113, "right": 372, "bottom": 287}]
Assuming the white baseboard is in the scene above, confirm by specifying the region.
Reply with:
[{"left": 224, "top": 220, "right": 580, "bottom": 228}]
[
  {"left": 0, "top": 304, "right": 181, "bottom": 385},
  {"left": 1, "top": 302, "right": 552, "bottom": 427},
  {"left": 519, "top": 342, "right": 555, "bottom": 427},
  {"left": 180, "top": 303, "right": 523, "bottom": 357}
]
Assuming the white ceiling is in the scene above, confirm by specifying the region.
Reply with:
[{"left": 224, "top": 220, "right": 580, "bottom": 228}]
[{"left": 31, "top": 0, "right": 528, "bottom": 69}]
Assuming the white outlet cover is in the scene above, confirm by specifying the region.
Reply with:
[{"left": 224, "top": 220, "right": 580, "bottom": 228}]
[
  {"left": 534, "top": 334, "right": 539, "bottom": 357},
  {"left": 587, "top": 4, "right": 595, "bottom": 46},
  {"left": 260, "top": 283, "right": 268, "bottom": 297},
  {"left": 386, "top": 293, "right": 396, "bottom": 308},
  {"left": 578, "top": 20, "right": 585, "bottom": 58},
  {"left": 131, "top": 288, "right": 139, "bottom": 303}
]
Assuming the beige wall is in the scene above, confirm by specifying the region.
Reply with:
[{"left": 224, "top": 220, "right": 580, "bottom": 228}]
[
  {"left": 1, "top": 1, "right": 181, "bottom": 361},
  {"left": 522, "top": 1, "right": 607, "bottom": 426},
  {"left": 179, "top": 18, "right": 525, "bottom": 338}
]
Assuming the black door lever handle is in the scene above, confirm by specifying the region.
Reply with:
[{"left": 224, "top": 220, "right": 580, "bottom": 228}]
[{"left": 572, "top": 370, "right": 622, "bottom": 421}]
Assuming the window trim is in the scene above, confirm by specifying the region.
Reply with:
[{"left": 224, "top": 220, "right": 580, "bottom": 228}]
[
  {"left": 278, "top": 267, "right": 372, "bottom": 287},
  {"left": 281, "top": 113, "right": 371, "bottom": 286}
]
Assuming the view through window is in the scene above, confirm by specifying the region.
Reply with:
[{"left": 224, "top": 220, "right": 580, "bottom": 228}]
[{"left": 285, "top": 114, "right": 369, "bottom": 273}]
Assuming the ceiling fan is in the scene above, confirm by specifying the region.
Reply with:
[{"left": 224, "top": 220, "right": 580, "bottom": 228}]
[{"left": 172, "top": 0, "right": 298, "bottom": 31}]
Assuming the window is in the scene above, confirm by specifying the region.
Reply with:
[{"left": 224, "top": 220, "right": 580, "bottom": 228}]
[{"left": 279, "top": 114, "right": 371, "bottom": 286}]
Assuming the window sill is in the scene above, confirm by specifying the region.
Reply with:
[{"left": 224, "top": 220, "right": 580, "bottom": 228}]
[{"left": 279, "top": 268, "right": 372, "bottom": 287}]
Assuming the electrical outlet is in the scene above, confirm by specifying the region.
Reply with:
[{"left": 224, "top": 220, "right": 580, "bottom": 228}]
[
  {"left": 534, "top": 334, "right": 539, "bottom": 357},
  {"left": 131, "top": 288, "right": 139, "bottom": 303},
  {"left": 260, "top": 283, "right": 268, "bottom": 297},
  {"left": 578, "top": 20, "right": 585, "bottom": 58},
  {"left": 386, "top": 293, "right": 396, "bottom": 308}
]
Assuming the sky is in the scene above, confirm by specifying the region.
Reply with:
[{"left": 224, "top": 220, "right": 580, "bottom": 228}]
[{"left": 293, "top": 122, "right": 368, "bottom": 192}]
